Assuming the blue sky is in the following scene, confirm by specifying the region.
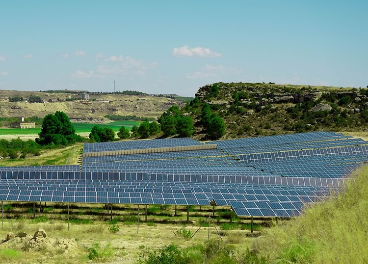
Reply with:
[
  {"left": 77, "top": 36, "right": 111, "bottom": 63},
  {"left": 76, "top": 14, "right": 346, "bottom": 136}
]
[{"left": 0, "top": 1, "right": 367, "bottom": 96}]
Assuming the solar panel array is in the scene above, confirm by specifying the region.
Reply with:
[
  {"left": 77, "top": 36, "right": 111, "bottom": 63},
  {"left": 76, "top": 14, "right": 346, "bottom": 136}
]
[{"left": 0, "top": 132, "right": 367, "bottom": 218}]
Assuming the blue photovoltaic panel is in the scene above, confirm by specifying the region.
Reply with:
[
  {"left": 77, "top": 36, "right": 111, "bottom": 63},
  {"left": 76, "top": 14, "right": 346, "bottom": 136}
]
[{"left": 0, "top": 132, "right": 367, "bottom": 217}]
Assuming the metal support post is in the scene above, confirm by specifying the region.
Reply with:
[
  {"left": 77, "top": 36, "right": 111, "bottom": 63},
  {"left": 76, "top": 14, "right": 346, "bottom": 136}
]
[
  {"left": 110, "top": 204, "right": 113, "bottom": 221},
  {"left": 145, "top": 205, "right": 147, "bottom": 222},
  {"left": 137, "top": 205, "right": 140, "bottom": 234},
  {"left": 68, "top": 203, "right": 70, "bottom": 231},
  {"left": 186, "top": 206, "right": 189, "bottom": 223}
]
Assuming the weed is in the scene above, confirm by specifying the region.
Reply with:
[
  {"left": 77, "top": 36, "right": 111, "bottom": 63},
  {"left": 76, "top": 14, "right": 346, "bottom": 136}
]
[
  {"left": 147, "top": 221, "right": 156, "bottom": 226},
  {"left": 173, "top": 228, "right": 193, "bottom": 240},
  {"left": 108, "top": 224, "right": 120, "bottom": 233},
  {"left": 138, "top": 244, "right": 188, "bottom": 264},
  {"left": 3, "top": 204, "right": 13, "bottom": 211},
  {"left": 88, "top": 243, "right": 114, "bottom": 261}
]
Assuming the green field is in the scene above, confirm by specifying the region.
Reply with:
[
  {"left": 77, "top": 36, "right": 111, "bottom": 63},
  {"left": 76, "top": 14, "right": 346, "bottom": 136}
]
[
  {"left": 0, "top": 121, "right": 140, "bottom": 135},
  {"left": 71, "top": 120, "right": 140, "bottom": 133}
]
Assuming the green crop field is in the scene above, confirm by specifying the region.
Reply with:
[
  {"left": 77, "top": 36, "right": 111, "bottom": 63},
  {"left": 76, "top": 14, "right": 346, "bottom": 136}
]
[
  {"left": 0, "top": 121, "right": 140, "bottom": 136},
  {"left": 71, "top": 120, "right": 140, "bottom": 133},
  {"left": 0, "top": 128, "right": 41, "bottom": 135}
]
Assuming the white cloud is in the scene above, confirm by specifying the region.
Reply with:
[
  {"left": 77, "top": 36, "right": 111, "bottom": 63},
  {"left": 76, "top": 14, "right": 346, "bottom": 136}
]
[
  {"left": 0, "top": 71, "right": 8, "bottom": 76},
  {"left": 0, "top": 55, "right": 6, "bottom": 61},
  {"left": 105, "top": 55, "right": 124, "bottom": 62},
  {"left": 72, "top": 70, "right": 101, "bottom": 79},
  {"left": 75, "top": 50, "right": 86, "bottom": 56},
  {"left": 98, "top": 56, "right": 153, "bottom": 76},
  {"left": 24, "top": 54, "right": 33, "bottom": 59},
  {"left": 61, "top": 53, "right": 70, "bottom": 58},
  {"left": 173, "top": 46, "right": 222, "bottom": 57},
  {"left": 73, "top": 55, "right": 155, "bottom": 79}
]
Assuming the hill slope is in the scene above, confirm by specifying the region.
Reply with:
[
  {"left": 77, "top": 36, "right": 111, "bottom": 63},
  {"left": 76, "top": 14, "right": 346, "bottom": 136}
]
[
  {"left": 182, "top": 82, "right": 368, "bottom": 139},
  {"left": 253, "top": 164, "right": 368, "bottom": 263},
  {"left": 0, "top": 90, "right": 186, "bottom": 123}
]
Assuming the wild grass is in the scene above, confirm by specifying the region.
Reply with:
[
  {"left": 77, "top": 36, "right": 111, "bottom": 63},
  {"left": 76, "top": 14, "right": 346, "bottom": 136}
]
[
  {"left": 0, "top": 249, "right": 22, "bottom": 261},
  {"left": 253, "top": 164, "right": 368, "bottom": 263}
]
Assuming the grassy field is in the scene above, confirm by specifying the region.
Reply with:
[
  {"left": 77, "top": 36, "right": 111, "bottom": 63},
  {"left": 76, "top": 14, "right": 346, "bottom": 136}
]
[
  {"left": 0, "top": 120, "right": 140, "bottom": 135},
  {"left": 0, "top": 120, "right": 140, "bottom": 141},
  {"left": 0, "top": 203, "right": 261, "bottom": 264},
  {"left": 252, "top": 164, "right": 368, "bottom": 263},
  {"left": 0, "top": 144, "right": 83, "bottom": 167},
  {"left": 72, "top": 120, "right": 140, "bottom": 133}
]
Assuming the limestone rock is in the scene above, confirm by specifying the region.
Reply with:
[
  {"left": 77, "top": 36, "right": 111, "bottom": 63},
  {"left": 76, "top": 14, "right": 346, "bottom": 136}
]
[
  {"left": 274, "top": 95, "right": 294, "bottom": 103},
  {"left": 33, "top": 229, "right": 47, "bottom": 240},
  {"left": 6, "top": 232, "right": 15, "bottom": 241},
  {"left": 311, "top": 103, "right": 332, "bottom": 112}
]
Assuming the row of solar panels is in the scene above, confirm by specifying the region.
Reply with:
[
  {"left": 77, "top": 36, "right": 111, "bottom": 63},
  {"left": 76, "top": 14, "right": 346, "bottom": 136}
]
[
  {"left": 0, "top": 178, "right": 332, "bottom": 217},
  {"left": 83, "top": 138, "right": 202, "bottom": 153},
  {"left": 82, "top": 149, "right": 227, "bottom": 164},
  {"left": 0, "top": 170, "right": 343, "bottom": 187},
  {"left": 239, "top": 145, "right": 368, "bottom": 163},
  {"left": 214, "top": 131, "right": 349, "bottom": 149}
]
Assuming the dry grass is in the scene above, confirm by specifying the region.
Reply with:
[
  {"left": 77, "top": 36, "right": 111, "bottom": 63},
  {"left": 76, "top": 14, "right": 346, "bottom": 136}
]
[
  {"left": 0, "top": 143, "right": 83, "bottom": 167},
  {"left": 252, "top": 164, "right": 368, "bottom": 263},
  {"left": 0, "top": 217, "right": 252, "bottom": 264}
]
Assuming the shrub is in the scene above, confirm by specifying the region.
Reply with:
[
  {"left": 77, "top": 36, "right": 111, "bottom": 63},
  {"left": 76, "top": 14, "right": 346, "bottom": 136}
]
[
  {"left": 138, "top": 244, "right": 188, "bottom": 264},
  {"left": 173, "top": 228, "right": 193, "bottom": 240},
  {"left": 88, "top": 243, "right": 114, "bottom": 261},
  {"left": 108, "top": 224, "right": 120, "bottom": 233}
]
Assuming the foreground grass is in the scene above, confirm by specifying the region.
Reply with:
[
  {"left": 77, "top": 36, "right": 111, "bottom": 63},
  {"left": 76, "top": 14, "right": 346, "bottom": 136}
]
[
  {"left": 0, "top": 217, "right": 255, "bottom": 264},
  {"left": 0, "top": 143, "right": 83, "bottom": 166},
  {"left": 252, "top": 164, "right": 368, "bottom": 263}
]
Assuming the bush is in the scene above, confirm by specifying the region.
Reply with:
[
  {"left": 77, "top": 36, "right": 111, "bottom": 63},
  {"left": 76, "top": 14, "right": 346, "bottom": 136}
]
[
  {"left": 173, "top": 228, "right": 193, "bottom": 240},
  {"left": 138, "top": 244, "right": 188, "bottom": 264},
  {"left": 88, "top": 243, "right": 114, "bottom": 261},
  {"left": 89, "top": 125, "right": 115, "bottom": 142},
  {"left": 117, "top": 126, "right": 130, "bottom": 139},
  {"left": 108, "top": 224, "right": 120, "bottom": 233}
]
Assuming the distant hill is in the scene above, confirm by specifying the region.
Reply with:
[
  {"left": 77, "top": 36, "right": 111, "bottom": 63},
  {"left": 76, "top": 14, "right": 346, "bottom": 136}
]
[
  {"left": 181, "top": 82, "right": 368, "bottom": 139},
  {"left": 0, "top": 90, "right": 187, "bottom": 123}
]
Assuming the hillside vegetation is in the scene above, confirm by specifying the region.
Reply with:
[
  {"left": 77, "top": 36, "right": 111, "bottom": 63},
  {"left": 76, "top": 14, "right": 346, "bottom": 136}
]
[
  {"left": 251, "top": 164, "right": 368, "bottom": 263},
  {"left": 181, "top": 82, "right": 368, "bottom": 139},
  {"left": 0, "top": 90, "right": 186, "bottom": 123}
]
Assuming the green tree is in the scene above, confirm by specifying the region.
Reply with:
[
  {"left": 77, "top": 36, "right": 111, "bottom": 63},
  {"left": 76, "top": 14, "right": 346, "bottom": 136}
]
[
  {"left": 177, "top": 116, "right": 194, "bottom": 137},
  {"left": 201, "top": 103, "right": 211, "bottom": 127},
  {"left": 101, "top": 127, "right": 115, "bottom": 142},
  {"left": 210, "top": 83, "right": 219, "bottom": 97},
  {"left": 207, "top": 114, "right": 226, "bottom": 139},
  {"left": 149, "top": 121, "right": 161, "bottom": 136},
  {"left": 131, "top": 125, "right": 139, "bottom": 137},
  {"left": 233, "top": 91, "right": 239, "bottom": 105},
  {"left": 161, "top": 115, "right": 177, "bottom": 136},
  {"left": 36, "top": 111, "right": 76, "bottom": 145},
  {"left": 28, "top": 95, "right": 42, "bottom": 103},
  {"left": 117, "top": 126, "right": 130, "bottom": 139},
  {"left": 138, "top": 121, "right": 150, "bottom": 138},
  {"left": 89, "top": 126, "right": 115, "bottom": 142}
]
